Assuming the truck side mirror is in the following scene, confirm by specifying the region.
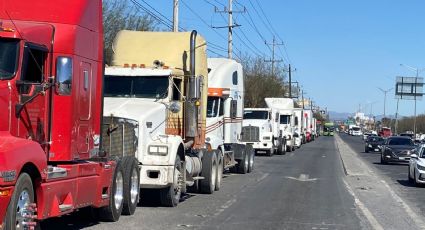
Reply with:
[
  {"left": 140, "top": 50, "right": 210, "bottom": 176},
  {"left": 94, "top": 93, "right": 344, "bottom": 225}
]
[{"left": 56, "top": 57, "right": 72, "bottom": 95}]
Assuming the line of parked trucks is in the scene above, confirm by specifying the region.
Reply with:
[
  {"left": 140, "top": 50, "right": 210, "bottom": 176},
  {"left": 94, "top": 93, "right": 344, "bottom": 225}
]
[{"left": 0, "top": 1, "right": 319, "bottom": 229}]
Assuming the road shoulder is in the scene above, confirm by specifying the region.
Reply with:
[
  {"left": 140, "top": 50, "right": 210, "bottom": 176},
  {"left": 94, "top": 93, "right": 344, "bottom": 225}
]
[{"left": 335, "top": 134, "right": 425, "bottom": 230}]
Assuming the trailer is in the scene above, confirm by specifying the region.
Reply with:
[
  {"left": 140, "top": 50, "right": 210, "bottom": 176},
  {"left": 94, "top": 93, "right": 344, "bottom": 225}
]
[
  {"left": 242, "top": 107, "right": 285, "bottom": 156},
  {"left": 0, "top": 1, "right": 140, "bottom": 228},
  {"left": 103, "top": 30, "right": 221, "bottom": 207},
  {"left": 206, "top": 58, "right": 255, "bottom": 178},
  {"left": 265, "top": 98, "right": 296, "bottom": 152},
  {"left": 294, "top": 108, "right": 306, "bottom": 144}
]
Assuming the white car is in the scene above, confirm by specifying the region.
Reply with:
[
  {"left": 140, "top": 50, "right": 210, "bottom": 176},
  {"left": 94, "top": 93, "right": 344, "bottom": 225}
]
[
  {"left": 408, "top": 145, "right": 425, "bottom": 186},
  {"left": 294, "top": 132, "right": 302, "bottom": 148}
]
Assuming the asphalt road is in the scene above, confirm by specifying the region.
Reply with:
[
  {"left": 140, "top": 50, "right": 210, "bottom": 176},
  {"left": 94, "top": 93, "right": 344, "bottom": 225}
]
[
  {"left": 339, "top": 133, "right": 425, "bottom": 217},
  {"left": 40, "top": 137, "right": 366, "bottom": 230}
]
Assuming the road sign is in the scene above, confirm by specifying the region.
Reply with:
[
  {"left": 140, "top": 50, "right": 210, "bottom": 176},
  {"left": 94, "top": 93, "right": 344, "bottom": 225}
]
[{"left": 395, "top": 76, "right": 424, "bottom": 100}]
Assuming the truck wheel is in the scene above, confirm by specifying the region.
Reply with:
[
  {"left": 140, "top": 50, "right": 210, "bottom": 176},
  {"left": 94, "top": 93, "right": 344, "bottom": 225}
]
[
  {"left": 200, "top": 151, "right": 217, "bottom": 194},
  {"left": 215, "top": 151, "right": 223, "bottom": 191},
  {"left": 5, "top": 173, "right": 37, "bottom": 230},
  {"left": 237, "top": 149, "right": 249, "bottom": 174},
  {"left": 247, "top": 145, "right": 255, "bottom": 173},
  {"left": 99, "top": 161, "right": 124, "bottom": 222},
  {"left": 267, "top": 149, "right": 274, "bottom": 157},
  {"left": 160, "top": 157, "right": 183, "bottom": 207},
  {"left": 122, "top": 157, "right": 140, "bottom": 215}
]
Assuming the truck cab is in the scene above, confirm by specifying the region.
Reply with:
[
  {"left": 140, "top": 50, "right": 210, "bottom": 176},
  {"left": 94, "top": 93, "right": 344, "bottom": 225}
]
[
  {"left": 206, "top": 58, "right": 255, "bottom": 174},
  {"left": 242, "top": 108, "right": 284, "bottom": 156}
]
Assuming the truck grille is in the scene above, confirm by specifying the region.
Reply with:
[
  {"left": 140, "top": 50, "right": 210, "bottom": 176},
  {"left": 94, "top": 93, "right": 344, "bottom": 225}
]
[
  {"left": 241, "top": 126, "right": 260, "bottom": 142},
  {"left": 102, "top": 116, "right": 139, "bottom": 159}
]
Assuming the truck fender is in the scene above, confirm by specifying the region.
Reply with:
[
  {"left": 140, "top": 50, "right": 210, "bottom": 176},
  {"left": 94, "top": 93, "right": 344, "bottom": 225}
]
[
  {"left": 165, "top": 136, "right": 185, "bottom": 166},
  {"left": 205, "top": 135, "right": 224, "bottom": 151},
  {"left": 0, "top": 134, "right": 47, "bottom": 187}
]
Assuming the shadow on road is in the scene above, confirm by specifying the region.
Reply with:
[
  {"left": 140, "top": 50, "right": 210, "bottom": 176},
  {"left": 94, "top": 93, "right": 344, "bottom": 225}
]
[
  {"left": 397, "top": 179, "right": 417, "bottom": 188},
  {"left": 372, "top": 162, "right": 409, "bottom": 166}
]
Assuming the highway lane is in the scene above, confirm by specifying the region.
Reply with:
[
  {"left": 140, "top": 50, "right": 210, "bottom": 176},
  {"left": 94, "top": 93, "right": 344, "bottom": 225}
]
[
  {"left": 40, "top": 137, "right": 366, "bottom": 230},
  {"left": 339, "top": 133, "right": 425, "bottom": 217}
]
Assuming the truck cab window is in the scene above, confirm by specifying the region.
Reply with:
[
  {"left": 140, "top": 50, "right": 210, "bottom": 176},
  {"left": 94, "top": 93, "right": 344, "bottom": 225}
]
[
  {"left": 219, "top": 98, "right": 224, "bottom": 116},
  {"left": 232, "top": 71, "right": 238, "bottom": 85},
  {"left": 172, "top": 78, "right": 182, "bottom": 101},
  {"left": 21, "top": 44, "right": 46, "bottom": 83},
  {"left": 230, "top": 100, "right": 237, "bottom": 118},
  {"left": 207, "top": 97, "right": 219, "bottom": 117},
  {"left": 295, "top": 117, "right": 299, "bottom": 126},
  {"left": 0, "top": 39, "right": 19, "bottom": 80}
]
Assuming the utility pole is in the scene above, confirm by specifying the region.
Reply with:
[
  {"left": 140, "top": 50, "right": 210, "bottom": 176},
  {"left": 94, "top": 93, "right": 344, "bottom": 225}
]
[
  {"left": 172, "top": 0, "right": 179, "bottom": 32},
  {"left": 378, "top": 87, "right": 393, "bottom": 120},
  {"left": 213, "top": 0, "right": 244, "bottom": 59},
  {"left": 265, "top": 36, "right": 283, "bottom": 77},
  {"left": 395, "top": 98, "right": 400, "bottom": 135},
  {"left": 288, "top": 64, "right": 292, "bottom": 98}
]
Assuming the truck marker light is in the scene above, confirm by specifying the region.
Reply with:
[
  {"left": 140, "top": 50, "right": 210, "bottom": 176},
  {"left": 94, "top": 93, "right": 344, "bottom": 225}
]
[
  {"left": 195, "top": 100, "right": 201, "bottom": 106},
  {"left": 140, "top": 64, "right": 146, "bottom": 68},
  {"left": 0, "top": 189, "right": 11, "bottom": 197},
  {"left": 124, "top": 63, "right": 130, "bottom": 68},
  {"left": 131, "top": 64, "right": 137, "bottom": 68},
  {"left": 0, "top": 27, "right": 14, "bottom": 32}
]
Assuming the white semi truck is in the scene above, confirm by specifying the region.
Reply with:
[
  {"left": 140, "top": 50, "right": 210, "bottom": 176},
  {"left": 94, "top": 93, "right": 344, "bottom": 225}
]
[
  {"left": 294, "top": 108, "right": 306, "bottom": 144},
  {"left": 104, "top": 30, "right": 221, "bottom": 207},
  {"left": 242, "top": 107, "right": 285, "bottom": 156},
  {"left": 265, "top": 98, "right": 296, "bottom": 152},
  {"left": 206, "top": 58, "right": 255, "bottom": 179}
]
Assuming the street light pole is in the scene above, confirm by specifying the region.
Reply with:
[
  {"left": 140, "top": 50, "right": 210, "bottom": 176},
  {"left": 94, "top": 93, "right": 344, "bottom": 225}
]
[
  {"left": 400, "top": 64, "right": 425, "bottom": 137},
  {"left": 378, "top": 87, "right": 393, "bottom": 119}
]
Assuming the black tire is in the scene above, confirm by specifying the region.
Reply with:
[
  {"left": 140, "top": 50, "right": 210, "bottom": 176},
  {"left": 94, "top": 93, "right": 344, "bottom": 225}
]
[
  {"left": 122, "top": 157, "right": 140, "bottom": 215},
  {"left": 237, "top": 147, "right": 249, "bottom": 174},
  {"left": 408, "top": 167, "right": 414, "bottom": 183},
  {"left": 160, "top": 157, "right": 183, "bottom": 207},
  {"left": 267, "top": 149, "right": 274, "bottom": 157},
  {"left": 200, "top": 151, "right": 217, "bottom": 194},
  {"left": 99, "top": 160, "right": 124, "bottom": 222},
  {"left": 277, "top": 137, "right": 285, "bottom": 155},
  {"left": 187, "top": 180, "right": 199, "bottom": 193},
  {"left": 215, "top": 151, "right": 223, "bottom": 191},
  {"left": 5, "top": 173, "right": 37, "bottom": 230},
  {"left": 247, "top": 145, "right": 255, "bottom": 173},
  {"left": 292, "top": 146, "right": 296, "bottom": 152},
  {"left": 365, "top": 147, "right": 369, "bottom": 153}
]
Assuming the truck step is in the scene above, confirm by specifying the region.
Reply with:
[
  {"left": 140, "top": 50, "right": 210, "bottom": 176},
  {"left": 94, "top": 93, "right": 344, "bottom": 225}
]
[
  {"left": 192, "top": 176, "right": 205, "bottom": 180},
  {"left": 59, "top": 204, "right": 73, "bottom": 212},
  {"left": 47, "top": 166, "right": 68, "bottom": 179}
]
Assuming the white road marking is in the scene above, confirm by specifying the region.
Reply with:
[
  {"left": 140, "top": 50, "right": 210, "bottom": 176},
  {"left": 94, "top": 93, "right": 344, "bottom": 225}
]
[
  {"left": 286, "top": 174, "right": 318, "bottom": 182},
  {"left": 256, "top": 173, "right": 269, "bottom": 182},
  {"left": 343, "top": 179, "right": 384, "bottom": 230},
  {"left": 381, "top": 180, "right": 425, "bottom": 229}
]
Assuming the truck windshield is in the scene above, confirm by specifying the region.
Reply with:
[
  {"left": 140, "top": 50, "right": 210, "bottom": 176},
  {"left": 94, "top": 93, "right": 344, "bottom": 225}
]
[
  {"left": 244, "top": 111, "right": 269, "bottom": 120},
  {"left": 352, "top": 127, "right": 360, "bottom": 131},
  {"left": 280, "top": 115, "right": 290, "bottom": 124},
  {"left": 207, "top": 97, "right": 219, "bottom": 117},
  {"left": 0, "top": 39, "right": 19, "bottom": 80},
  {"left": 104, "top": 75, "right": 169, "bottom": 99}
]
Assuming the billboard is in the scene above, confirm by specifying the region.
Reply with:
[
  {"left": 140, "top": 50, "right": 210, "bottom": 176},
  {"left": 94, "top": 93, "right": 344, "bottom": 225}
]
[{"left": 395, "top": 76, "right": 423, "bottom": 100}]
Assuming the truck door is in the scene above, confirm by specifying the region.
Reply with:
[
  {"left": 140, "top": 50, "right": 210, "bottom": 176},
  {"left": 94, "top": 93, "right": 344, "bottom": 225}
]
[
  {"left": 16, "top": 43, "right": 49, "bottom": 145},
  {"left": 76, "top": 62, "right": 92, "bottom": 156}
]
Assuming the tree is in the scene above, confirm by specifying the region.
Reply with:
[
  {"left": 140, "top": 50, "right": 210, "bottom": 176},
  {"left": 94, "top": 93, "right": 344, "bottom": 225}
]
[
  {"left": 240, "top": 55, "right": 287, "bottom": 108},
  {"left": 103, "top": 0, "right": 157, "bottom": 65}
]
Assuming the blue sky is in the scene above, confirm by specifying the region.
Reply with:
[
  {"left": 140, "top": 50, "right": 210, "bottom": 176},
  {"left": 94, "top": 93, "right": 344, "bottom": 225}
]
[{"left": 145, "top": 0, "right": 425, "bottom": 117}]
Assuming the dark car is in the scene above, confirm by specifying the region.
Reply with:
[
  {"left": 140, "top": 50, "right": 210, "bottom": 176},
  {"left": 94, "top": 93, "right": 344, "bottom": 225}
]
[
  {"left": 381, "top": 136, "right": 416, "bottom": 164},
  {"left": 365, "top": 136, "right": 384, "bottom": 153}
]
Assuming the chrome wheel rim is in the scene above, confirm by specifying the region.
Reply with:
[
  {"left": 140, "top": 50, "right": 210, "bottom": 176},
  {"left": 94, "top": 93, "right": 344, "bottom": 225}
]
[
  {"left": 217, "top": 159, "right": 223, "bottom": 185},
  {"left": 114, "top": 171, "right": 124, "bottom": 210},
  {"left": 211, "top": 160, "right": 217, "bottom": 189},
  {"left": 249, "top": 151, "right": 254, "bottom": 168},
  {"left": 173, "top": 165, "right": 183, "bottom": 199},
  {"left": 245, "top": 152, "right": 249, "bottom": 168},
  {"left": 130, "top": 168, "right": 139, "bottom": 204},
  {"left": 15, "top": 189, "right": 30, "bottom": 230}
]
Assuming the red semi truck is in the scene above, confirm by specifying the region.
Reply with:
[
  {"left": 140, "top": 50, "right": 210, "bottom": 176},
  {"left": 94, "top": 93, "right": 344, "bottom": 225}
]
[{"left": 0, "top": 1, "right": 140, "bottom": 229}]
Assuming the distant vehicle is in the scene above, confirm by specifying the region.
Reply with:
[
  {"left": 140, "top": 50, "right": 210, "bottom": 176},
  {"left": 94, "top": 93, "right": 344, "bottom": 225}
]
[
  {"left": 363, "top": 132, "right": 377, "bottom": 141},
  {"left": 381, "top": 136, "right": 416, "bottom": 164},
  {"left": 379, "top": 127, "right": 392, "bottom": 138},
  {"left": 365, "top": 136, "right": 384, "bottom": 153},
  {"left": 400, "top": 132, "right": 415, "bottom": 139},
  {"left": 351, "top": 126, "right": 362, "bottom": 136},
  {"left": 408, "top": 145, "right": 425, "bottom": 186},
  {"left": 323, "top": 122, "right": 335, "bottom": 136},
  {"left": 294, "top": 132, "right": 302, "bottom": 148}
]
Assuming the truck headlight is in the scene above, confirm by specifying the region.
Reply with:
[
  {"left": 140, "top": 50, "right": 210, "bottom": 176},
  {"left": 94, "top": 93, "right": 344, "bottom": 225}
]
[
  {"left": 263, "top": 136, "right": 271, "bottom": 140},
  {"left": 148, "top": 145, "right": 168, "bottom": 156},
  {"left": 368, "top": 144, "right": 372, "bottom": 148}
]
